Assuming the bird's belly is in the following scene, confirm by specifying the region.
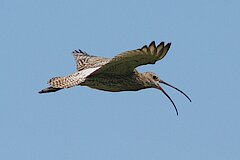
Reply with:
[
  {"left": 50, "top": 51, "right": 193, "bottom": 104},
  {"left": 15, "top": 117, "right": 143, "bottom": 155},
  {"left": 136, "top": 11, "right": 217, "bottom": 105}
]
[{"left": 81, "top": 76, "right": 144, "bottom": 92}]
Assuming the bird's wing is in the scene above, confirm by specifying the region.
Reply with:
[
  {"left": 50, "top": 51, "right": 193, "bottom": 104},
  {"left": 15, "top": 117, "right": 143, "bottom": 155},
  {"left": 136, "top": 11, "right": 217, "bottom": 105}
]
[
  {"left": 91, "top": 41, "right": 171, "bottom": 75},
  {"left": 72, "top": 49, "right": 110, "bottom": 71}
]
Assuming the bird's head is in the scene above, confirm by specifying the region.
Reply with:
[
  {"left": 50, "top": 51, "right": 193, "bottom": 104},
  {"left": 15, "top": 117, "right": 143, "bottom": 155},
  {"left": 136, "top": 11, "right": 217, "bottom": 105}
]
[{"left": 142, "top": 72, "right": 191, "bottom": 115}]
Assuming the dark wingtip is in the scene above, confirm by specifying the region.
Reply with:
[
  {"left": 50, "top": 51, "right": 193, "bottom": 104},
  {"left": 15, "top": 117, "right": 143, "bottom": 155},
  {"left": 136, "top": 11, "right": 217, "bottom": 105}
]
[
  {"left": 141, "top": 45, "right": 148, "bottom": 50},
  {"left": 72, "top": 49, "right": 88, "bottom": 55},
  {"left": 165, "top": 43, "right": 172, "bottom": 51},
  {"left": 149, "top": 41, "right": 156, "bottom": 47},
  {"left": 158, "top": 41, "right": 165, "bottom": 47}
]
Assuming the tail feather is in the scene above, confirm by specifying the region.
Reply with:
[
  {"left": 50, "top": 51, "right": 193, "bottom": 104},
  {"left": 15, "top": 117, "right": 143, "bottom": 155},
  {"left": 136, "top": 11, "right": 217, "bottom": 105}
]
[
  {"left": 49, "top": 74, "right": 81, "bottom": 88},
  {"left": 39, "top": 72, "right": 82, "bottom": 94},
  {"left": 39, "top": 87, "right": 62, "bottom": 94}
]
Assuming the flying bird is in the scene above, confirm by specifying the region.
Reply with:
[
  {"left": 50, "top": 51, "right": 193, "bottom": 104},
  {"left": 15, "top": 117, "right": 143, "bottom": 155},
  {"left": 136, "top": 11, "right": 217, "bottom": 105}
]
[{"left": 39, "top": 41, "right": 191, "bottom": 115}]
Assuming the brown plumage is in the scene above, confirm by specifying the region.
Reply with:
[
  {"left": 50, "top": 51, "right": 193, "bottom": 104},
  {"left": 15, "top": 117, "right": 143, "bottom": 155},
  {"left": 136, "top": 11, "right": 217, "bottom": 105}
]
[{"left": 39, "top": 41, "right": 191, "bottom": 115}]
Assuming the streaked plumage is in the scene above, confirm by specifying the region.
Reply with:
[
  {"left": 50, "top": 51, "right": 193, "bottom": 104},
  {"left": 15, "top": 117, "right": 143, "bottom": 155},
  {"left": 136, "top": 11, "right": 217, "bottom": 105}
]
[{"left": 39, "top": 41, "right": 191, "bottom": 115}]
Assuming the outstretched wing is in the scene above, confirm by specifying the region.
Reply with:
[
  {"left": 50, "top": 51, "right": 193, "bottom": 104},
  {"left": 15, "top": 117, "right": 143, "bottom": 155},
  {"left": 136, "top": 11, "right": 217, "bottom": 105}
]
[
  {"left": 91, "top": 41, "right": 171, "bottom": 75},
  {"left": 72, "top": 49, "right": 110, "bottom": 71}
]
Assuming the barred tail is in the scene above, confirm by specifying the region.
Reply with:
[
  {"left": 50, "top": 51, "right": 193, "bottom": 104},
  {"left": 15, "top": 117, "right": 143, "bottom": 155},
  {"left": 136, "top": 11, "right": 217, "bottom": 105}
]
[{"left": 39, "top": 72, "right": 82, "bottom": 94}]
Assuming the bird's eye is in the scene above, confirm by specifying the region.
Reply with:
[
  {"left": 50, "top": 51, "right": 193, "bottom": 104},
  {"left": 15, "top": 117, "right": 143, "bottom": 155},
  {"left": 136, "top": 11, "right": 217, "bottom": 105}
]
[{"left": 152, "top": 75, "right": 158, "bottom": 80}]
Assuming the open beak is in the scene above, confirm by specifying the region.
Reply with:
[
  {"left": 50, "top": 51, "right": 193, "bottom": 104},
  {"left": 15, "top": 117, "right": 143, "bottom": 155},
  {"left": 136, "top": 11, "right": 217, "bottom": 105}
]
[{"left": 156, "top": 80, "right": 191, "bottom": 116}]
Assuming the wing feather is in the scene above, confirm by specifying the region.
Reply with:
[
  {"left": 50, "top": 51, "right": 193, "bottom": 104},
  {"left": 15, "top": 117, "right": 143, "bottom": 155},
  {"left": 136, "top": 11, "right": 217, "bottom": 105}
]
[
  {"left": 91, "top": 41, "right": 171, "bottom": 75},
  {"left": 72, "top": 49, "right": 110, "bottom": 71}
]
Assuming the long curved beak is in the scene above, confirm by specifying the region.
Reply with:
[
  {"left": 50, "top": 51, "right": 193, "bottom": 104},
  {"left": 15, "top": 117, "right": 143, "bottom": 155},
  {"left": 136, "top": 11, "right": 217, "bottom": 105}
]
[{"left": 157, "top": 80, "right": 191, "bottom": 116}]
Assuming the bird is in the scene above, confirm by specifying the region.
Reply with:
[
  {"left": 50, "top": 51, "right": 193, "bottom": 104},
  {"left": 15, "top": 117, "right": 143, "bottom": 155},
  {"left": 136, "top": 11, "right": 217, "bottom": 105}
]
[{"left": 39, "top": 41, "right": 191, "bottom": 115}]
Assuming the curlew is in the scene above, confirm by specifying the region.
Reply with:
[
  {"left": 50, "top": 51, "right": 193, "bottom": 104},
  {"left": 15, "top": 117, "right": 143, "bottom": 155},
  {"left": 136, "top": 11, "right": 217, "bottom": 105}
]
[{"left": 39, "top": 41, "right": 191, "bottom": 115}]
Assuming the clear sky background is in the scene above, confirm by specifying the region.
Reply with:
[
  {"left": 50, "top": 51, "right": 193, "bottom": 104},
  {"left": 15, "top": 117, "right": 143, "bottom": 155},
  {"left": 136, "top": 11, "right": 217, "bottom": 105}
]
[{"left": 1, "top": 0, "right": 240, "bottom": 160}]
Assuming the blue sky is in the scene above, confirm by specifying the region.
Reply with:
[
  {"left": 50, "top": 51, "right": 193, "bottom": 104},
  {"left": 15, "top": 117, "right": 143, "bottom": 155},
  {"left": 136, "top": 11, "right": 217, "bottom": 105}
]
[{"left": 1, "top": 0, "right": 240, "bottom": 159}]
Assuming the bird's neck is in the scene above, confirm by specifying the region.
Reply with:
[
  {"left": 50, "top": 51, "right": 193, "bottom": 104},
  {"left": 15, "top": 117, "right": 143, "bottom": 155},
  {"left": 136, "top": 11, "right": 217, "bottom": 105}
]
[{"left": 137, "top": 73, "right": 153, "bottom": 88}]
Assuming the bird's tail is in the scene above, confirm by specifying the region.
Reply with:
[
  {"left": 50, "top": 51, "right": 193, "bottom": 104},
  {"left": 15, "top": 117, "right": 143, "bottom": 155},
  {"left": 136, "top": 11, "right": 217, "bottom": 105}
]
[
  {"left": 38, "top": 87, "right": 62, "bottom": 94},
  {"left": 39, "top": 73, "right": 81, "bottom": 94}
]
